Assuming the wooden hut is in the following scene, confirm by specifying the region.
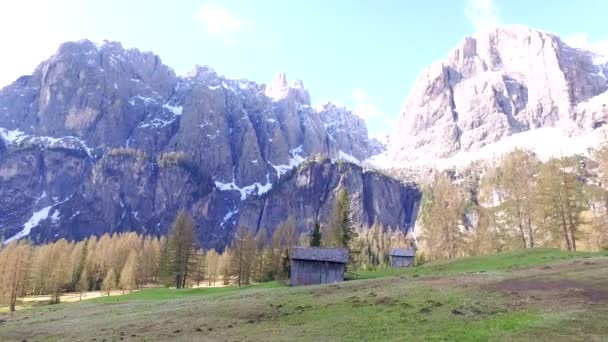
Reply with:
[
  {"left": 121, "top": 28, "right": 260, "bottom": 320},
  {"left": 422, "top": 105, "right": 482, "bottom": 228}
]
[
  {"left": 290, "top": 247, "right": 349, "bottom": 286},
  {"left": 389, "top": 248, "right": 416, "bottom": 267}
]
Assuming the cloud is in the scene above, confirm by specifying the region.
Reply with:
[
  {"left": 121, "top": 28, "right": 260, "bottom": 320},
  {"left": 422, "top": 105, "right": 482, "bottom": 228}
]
[
  {"left": 196, "top": 4, "right": 242, "bottom": 45},
  {"left": 351, "top": 88, "right": 382, "bottom": 120},
  {"left": 465, "top": 0, "right": 499, "bottom": 32}
]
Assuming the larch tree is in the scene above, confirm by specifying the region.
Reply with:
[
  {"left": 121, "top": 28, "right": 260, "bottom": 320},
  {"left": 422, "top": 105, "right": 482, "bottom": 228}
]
[
  {"left": 271, "top": 217, "right": 297, "bottom": 280},
  {"left": 537, "top": 157, "right": 586, "bottom": 251},
  {"left": 232, "top": 226, "right": 256, "bottom": 286},
  {"left": 119, "top": 251, "right": 139, "bottom": 294},
  {"left": 499, "top": 149, "right": 540, "bottom": 248},
  {"left": 191, "top": 248, "right": 206, "bottom": 287},
  {"left": 72, "top": 240, "right": 88, "bottom": 292},
  {"left": 476, "top": 165, "right": 509, "bottom": 254},
  {"left": 77, "top": 268, "right": 89, "bottom": 301},
  {"left": 0, "top": 242, "right": 32, "bottom": 311},
  {"left": 421, "top": 173, "right": 465, "bottom": 260},
  {"left": 255, "top": 228, "right": 268, "bottom": 283},
  {"left": 205, "top": 248, "right": 219, "bottom": 286},
  {"left": 102, "top": 268, "right": 117, "bottom": 296}
]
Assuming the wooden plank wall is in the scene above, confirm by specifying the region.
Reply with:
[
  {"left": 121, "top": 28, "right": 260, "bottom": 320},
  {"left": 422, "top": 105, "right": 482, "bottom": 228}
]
[{"left": 290, "top": 259, "right": 345, "bottom": 286}]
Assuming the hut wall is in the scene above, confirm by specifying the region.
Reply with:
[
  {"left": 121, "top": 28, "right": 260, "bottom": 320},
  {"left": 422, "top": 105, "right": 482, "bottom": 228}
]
[
  {"left": 390, "top": 256, "right": 414, "bottom": 268},
  {"left": 290, "top": 259, "right": 345, "bottom": 286}
]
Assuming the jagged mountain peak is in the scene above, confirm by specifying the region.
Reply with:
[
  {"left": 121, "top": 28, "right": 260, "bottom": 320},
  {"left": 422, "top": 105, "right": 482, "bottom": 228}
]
[
  {"left": 264, "top": 72, "right": 311, "bottom": 105},
  {"left": 387, "top": 25, "right": 608, "bottom": 167}
]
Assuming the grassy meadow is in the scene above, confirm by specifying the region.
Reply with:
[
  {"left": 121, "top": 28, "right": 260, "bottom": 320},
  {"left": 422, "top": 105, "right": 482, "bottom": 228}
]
[{"left": 1, "top": 248, "right": 607, "bottom": 341}]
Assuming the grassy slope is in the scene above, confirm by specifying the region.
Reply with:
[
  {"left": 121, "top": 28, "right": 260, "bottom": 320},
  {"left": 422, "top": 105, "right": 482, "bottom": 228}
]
[
  {"left": 354, "top": 248, "right": 605, "bottom": 279},
  {"left": 0, "top": 248, "right": 606, "bottom": 341}
]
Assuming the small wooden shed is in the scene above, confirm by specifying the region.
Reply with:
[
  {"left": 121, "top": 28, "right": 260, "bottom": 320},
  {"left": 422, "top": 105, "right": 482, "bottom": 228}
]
[
  {"left": 390, "top": 248, "right": 416, "bottom": 267},
  {"left": 290, "top": 247, "right": 349, "bottom": 286}
]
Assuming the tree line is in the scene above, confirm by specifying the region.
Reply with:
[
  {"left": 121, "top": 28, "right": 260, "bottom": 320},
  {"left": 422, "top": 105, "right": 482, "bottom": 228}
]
[
  {"left": 1, "top": 188, "right": 414, "bottom": 311},
  {"left": 419, "top": 147, "right": 608, "bottom": 260}
]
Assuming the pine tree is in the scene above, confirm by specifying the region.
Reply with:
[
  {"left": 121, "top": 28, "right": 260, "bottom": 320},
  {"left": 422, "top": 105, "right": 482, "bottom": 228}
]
[
  {"left": 324, "top": 188, "right": 358, "bottom": 268},
  {"left": 102, "top": 268, "right": 117, "bottom": 296},
  {"left": 310, "top": 222, "right": 322, "bottom": 247},
  {"left": 161, "top": 211, "right": 198, "bottom": 288}
]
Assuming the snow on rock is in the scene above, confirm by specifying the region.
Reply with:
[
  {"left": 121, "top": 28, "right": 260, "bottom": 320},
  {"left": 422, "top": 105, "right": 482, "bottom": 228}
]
[
  {"left": 50, "top": 210, "right": 60, "bottom": 222},
  {"left": 270, "top": 145, "right": 306, "bottom": 178},
  {"left": 0, "top": 127, "right": 25, "bottom": 143},
  {"left": 220, "top": 207, "right": 239, "bottom": 227},
  {"left": 214, "top": 173, "right": 273, "bottom": 200},
  {"left": 128, "top": 95, "right": 157, "bottom": 106},
  {"left": 0, "top": 127, "right": 94, "bottom": 157},
  {"left": 4, "top": 206, "right": 53, "bottom": 244},
  {"left": 163, "top": 103, "right": 183, "bottom": 115},
  {"left": 338, "top": 150, "right": 360, "bottom": 164},
  {"left": 377, "top": 119, "right": 608, "bottom": 171}
]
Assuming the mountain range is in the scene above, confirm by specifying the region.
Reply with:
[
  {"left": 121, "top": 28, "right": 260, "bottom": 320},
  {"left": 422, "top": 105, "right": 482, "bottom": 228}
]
[
  {"left": 2, "top": 25, "right": 607, "bottom": 247},
  {"left": 0, "top": 39, "right": 415, "bottom": 248}
]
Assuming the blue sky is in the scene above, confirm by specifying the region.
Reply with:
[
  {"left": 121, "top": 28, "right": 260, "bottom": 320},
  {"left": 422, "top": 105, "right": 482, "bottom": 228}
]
[{"left": 0, "top": 0, "right": 607, "bottom": 137}]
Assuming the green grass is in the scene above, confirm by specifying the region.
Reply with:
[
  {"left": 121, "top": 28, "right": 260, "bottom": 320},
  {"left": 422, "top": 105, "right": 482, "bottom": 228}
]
[
  {"left": 352, "top": 248, "right": 608, "bottom": 279},
  {"left": 92, "top": 281, "right": 281, "bottom": 303},
  {"left": 1, "top": 248, "right": 606, "bottom": 341}
]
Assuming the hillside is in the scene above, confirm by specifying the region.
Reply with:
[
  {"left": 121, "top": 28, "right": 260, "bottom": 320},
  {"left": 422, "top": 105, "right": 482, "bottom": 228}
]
[{"left": 1, "top": 249, "right": 606, "bottom": 341}]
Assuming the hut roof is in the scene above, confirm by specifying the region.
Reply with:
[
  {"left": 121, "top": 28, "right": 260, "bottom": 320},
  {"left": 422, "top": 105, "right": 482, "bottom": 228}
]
[
  {"left": 290, "top": 247, "right": 349, "bottom": 263},
  {"left": 390, "top": 248, "right": 415, "bottom": 257}
]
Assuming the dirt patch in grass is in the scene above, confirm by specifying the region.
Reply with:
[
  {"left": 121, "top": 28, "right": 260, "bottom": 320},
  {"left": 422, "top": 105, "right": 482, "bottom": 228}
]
[{"left": 495, "top": 278, "right": 608, "bottom": 308}]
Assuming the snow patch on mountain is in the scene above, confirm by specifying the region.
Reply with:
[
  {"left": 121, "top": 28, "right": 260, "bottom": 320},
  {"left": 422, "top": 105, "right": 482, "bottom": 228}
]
[
  {"left": 214, "top": 173, "right": 273, "bottom": 200},
  {"left": 0, "top": 127, "right": 94, "bottom": 157},
  {"left": 373, "top": 119, "right": 608, "bottom": 171},
  {"left": 163, "top": 103, "right": 183, "bottom": 115},
  {"left": 338, "top": 150, "right": 360, "bottom": 164},
  {"left": 4, "top": 206, "right": 52, "bottom": 244},
  {"left": 270, "top": 145, "right": 306, "bottom": 178}
]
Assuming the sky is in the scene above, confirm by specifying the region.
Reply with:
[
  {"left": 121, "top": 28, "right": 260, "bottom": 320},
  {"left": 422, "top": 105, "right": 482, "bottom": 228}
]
[{"left": 1, "top": 0, "right": 607, "bottom": 138}]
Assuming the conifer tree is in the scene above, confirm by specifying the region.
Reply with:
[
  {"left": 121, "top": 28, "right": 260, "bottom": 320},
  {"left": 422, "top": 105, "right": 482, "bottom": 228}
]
[
  {"left": 77, "top": 268, "right": 89, "bottom": 301},
  {"left": 255, "top": 228, "right": 268, "bottom": 283},
  {"left": 119, "top": 251, "right": 138, "bottom": 293},
  {"left": 102, "top": 268, "right": 117, "bottom": 296},
  {"left": 421, "top": 174, "right": 465, "bottom": 260},
  {"left": 161, "top": 211, "right": 198, "bottom": 288},
  {"left": 310, "top": 222, "right": 322, "bottom": 247}
]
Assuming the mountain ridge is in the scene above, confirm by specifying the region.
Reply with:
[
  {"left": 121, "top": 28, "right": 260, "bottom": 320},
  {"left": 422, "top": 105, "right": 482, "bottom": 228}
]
[
  {"left": 0, "top": 39, "right": 415, "bottom": 248},
  {"left": 385, "top": 25, "right": 608, "bottom": 168}
]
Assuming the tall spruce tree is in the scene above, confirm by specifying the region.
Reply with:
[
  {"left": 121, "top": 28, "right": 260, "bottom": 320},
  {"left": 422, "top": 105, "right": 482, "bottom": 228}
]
[
  {"left": 326, "top": 188, "right": 358, "bottom": 267},
  {"left": 161, "top": 211, "right": 199, "bottom": 288},
  {"left": 310, "top": 222, "right": 322, "bottom": 247}
]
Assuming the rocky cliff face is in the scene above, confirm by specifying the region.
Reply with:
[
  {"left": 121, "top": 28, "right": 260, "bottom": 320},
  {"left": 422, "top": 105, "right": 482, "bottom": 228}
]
[
  {"left": 0, "top": 40, "right": 409, "bottom": 248},
  {"left": 389, "top": 26, "right": 608, "bottom": 164},
  {"left": 238, "top": 159, "right": 419, "bottom": 238}
]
